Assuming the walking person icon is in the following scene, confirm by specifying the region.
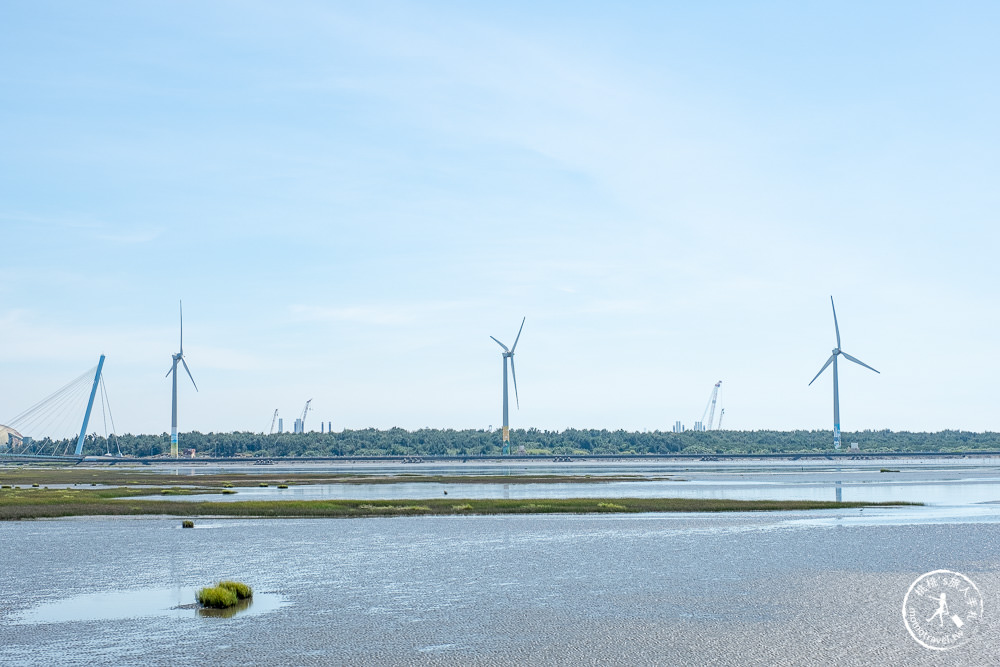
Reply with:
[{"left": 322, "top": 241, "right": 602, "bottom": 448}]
[{"left": 927, "top": 593, "right": 949, "bottom": 627}]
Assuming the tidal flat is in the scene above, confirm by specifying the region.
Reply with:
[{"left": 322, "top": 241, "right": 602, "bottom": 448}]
[
  {"left": 0, "top": 465, "right": 675, "bottom": 488},
  {"left": 2, "top": 459, "right": 997, "bottom": 665},
  {"left": 2, "top": 512, "right": 998, "bottom": 666}
]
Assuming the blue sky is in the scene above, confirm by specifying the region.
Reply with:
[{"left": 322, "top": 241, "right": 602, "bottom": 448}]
[{"left": 2, "top": 1, "right": 999, "bottom": 438}]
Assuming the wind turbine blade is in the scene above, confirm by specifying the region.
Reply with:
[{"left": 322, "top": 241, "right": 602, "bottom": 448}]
[
  {"left": 510, "top": 357, "right": 520, "bottom": 409},
  {"left": 510, "top": 317, "right": 525, "bottom": 353},
  {"left": 830, "top": 296, "right": 840, "bottom": 349},
  {"left": 165, "top": 365, "right": 173, "bottom": 378},
  {"left": 181, "top": 358, "right": 199, "bottom": 392},
  {"left": 809, "top": 355, "right": 835, "bottom": 386},
  {"left": 841, "top": 351, "right": 879, "bottom": 374},
  {"left": 490, "top": 336, "right": 509, "bottom": 352},
  {"left": 179, "top": 300, "right": 184, "bottom": 354}
]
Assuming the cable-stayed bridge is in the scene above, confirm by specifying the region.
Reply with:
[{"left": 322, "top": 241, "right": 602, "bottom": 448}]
[{"left": 1, "top": 355, "right": 117, "bottom": 458}]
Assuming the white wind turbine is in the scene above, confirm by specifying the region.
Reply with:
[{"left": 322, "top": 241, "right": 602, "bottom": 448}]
[
  {"left": 491, "top": 317, "right": 525, "bottom": 455},
  {"left": 166, "top": 301, "right": 198, "bottom": 457},
  {"left": 808, "top": 297, "right": 878, "bottom": 449}
]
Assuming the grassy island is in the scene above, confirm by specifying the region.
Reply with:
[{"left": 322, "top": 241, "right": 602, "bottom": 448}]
[
  {"left": 0, "top": 485, "right": 918, "bottom": 520},
  {"left": 197, "top": 580, "right": 253, "bottom": 608},
  {"left": 0, "top": 466, "right": 922, "bottom": 520}
]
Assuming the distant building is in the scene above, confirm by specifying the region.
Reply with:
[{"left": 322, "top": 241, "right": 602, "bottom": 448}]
[
  {"left": 293, "top": 418, "right": 303, "bottom": 434},
  {"left": 850, "top": 442, "right": 859, "bottom": 451},
  {"left": 277, "top": 418, "right": 283, "bottom": 433},
  {"left": 694, "top": 421, "right": 704, "bottom": 432},
  {"left": 672, "top": 421, "right": 685, "bottom": 433},
  {"left": 0, "top": 425, "right": 23, "bottom": 450}
]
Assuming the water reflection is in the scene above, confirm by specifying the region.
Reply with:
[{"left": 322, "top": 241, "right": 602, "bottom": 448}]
[
  {"left": 197, "top": 597, "right": 253, "bottom": 618},
  {"left": 14, "top": 588, "right": 285, "bottom": 624},
  {"left": 131, "top": 476, "right": 1000, "bottom": 505}
]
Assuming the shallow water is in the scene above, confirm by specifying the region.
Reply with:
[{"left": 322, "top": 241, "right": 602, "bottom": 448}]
[
  {"left": 131, "top": 459, "right": 1000, "bottom": 505},
  {"left": 113, "top": 456, "right": 1000, "bottom": 478},
  {"left": 14, "top": 588, "right": 285, "bottom": 623},
  {"left": 2, "top": 512, "right": 999, "bottom": 665}
]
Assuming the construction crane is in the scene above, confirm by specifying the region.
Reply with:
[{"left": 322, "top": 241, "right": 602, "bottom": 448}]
[
  {"left": 700, "top": 381, "right": 722, "bottom": 430},
  {"left": 300, "top": 399, "right": 312, "bottom": 430},
  {"left": 717, "top": 408, "right": 725, "bottom": 430},
  {"left": 269, "top": 409, "right": 279, "bottom": 435}
]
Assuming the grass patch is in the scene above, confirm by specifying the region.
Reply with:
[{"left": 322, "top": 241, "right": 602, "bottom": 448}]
[
  {"left": 597, "top": 502, "right": 626, "bottom": 511},
  {"left": 218, "top": 580, "right": 253, "bottom": 599},
  {"left": 277, "top": 484, "right": 289, "bottom": 489},
  {"left": 517, "top": 503, "right": 552, "bottom": 512},
  {"left": 358, "top": 503, "right": 432, "bottom": 513},
  {"left": 182, "top": 520, "right": 194, "bottom": 528},
  {"left": 451, "top": 503, "right": 473, "bottom": 511},
  {"left": 221, "top": 489, "right": 237, "bottom": 495},
  {"left": 880, "top": 468, "right": 900, "bottom": 473},
  {"left": 196, "top": 585, "right": 238, "bottom": 608}
]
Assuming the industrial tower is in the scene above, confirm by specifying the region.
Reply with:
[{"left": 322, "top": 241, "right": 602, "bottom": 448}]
[{"left": 699, "top": 381, "right": 722, "bottom": 431}]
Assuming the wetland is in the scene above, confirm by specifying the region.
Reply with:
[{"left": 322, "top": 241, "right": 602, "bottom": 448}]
[{"left": 3, "top": 458, "right": 1000, "bottom": 665}]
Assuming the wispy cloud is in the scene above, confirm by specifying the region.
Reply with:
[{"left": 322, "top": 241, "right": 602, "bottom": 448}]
[
  {"left": 95, "top": 226, "right": 163, "bottom": 244},
  {"left": 288, "top": 300, "right": 474, "bottom": 326},
  {"left": 2, "top": 213, "right": 162, "bottom": 244},
  {"left": 183, "top": 345, "right": 267, "bottom": 372},
  {"left": 0, "top": 212, "right": 102, "bottom": 231}
]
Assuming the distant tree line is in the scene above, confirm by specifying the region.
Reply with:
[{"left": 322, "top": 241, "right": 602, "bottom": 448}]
[{"left": 36, "top": 428, "right": 1000, "bottom": 458}]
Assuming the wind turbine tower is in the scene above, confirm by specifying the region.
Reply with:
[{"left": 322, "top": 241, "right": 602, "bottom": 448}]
[
  {"left": 808, "top": 297, "right": 879, "bottom": 449},
  {"left": 491, "top": 317, "right": 525, "bottom": 455},
  {"left": 165, "top": 301, "right": 198, "bottom": 457}
]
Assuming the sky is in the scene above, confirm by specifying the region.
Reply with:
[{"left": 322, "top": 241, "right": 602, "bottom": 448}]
[{"left": 2, "top": 1, "right": 999, "bottom": 438}]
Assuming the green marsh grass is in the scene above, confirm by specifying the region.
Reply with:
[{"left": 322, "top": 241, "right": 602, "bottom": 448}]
[
  {"left": 218, "top": 580, "right": 253, "bottom": 599},
  {"left": 0, "top": 486, "right": 921, "bottom": 521},
  {"left": 196, "top": 585, "right": 238, "bottom": 608}
]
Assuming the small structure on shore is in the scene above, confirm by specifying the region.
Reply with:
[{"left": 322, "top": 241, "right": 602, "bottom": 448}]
[{"left": 0, "top": 425, "right": 23, "bottom": 450}]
